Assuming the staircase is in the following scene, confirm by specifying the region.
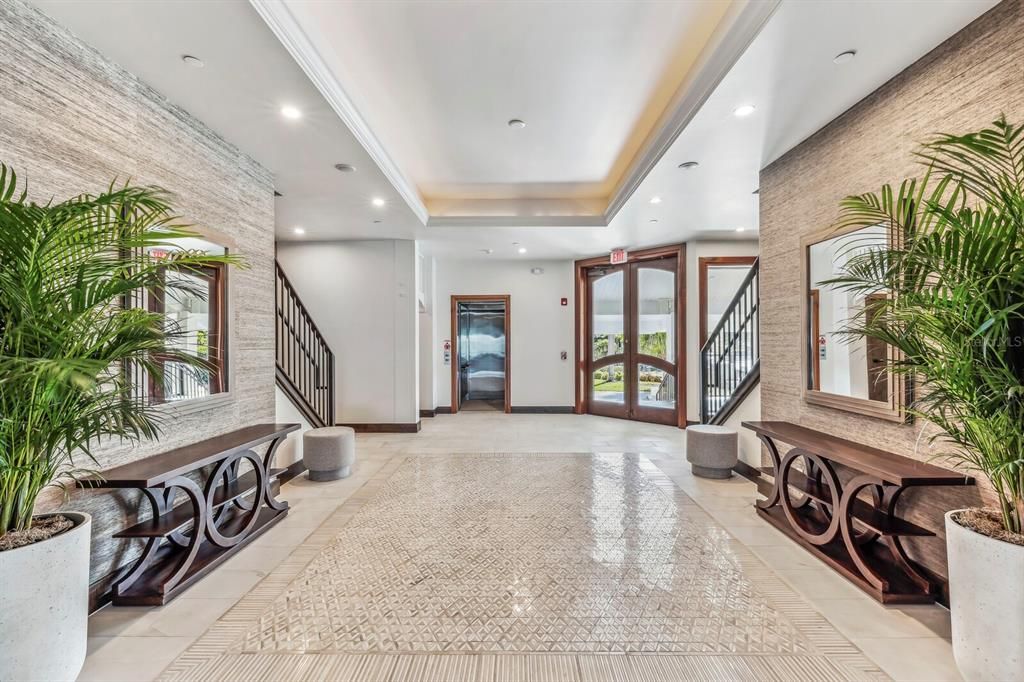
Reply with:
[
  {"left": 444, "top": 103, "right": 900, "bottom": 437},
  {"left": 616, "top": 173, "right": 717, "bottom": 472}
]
[
  {"left": 699, "top": 259, "right": 760, "bottom": 424},
  {"left": 275, "top": 261, "right": 334, "bottom": 428}
]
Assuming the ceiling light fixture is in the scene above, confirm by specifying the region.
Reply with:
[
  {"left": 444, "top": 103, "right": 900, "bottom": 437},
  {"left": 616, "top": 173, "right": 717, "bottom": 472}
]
[
  {"left": 517, "top": 246, "right": 527, "bottom": 254},
  {"left": 530, "top": 267, "right": 544, "bottom": 275},
  {"left": 733, "top": 104, "right": 756, "bottom": 117},
  {"left": 371, "top": 197, "right": 386, "bottom": 207},
  {"left": 280, "top": 105, "right": 302, "bottom": 120},
  {"left": 334, "top": 163, "right": 356, "bottom": 173},
  {"left": 481, "top": 249, "right": 493, "bottom": 255},
  {"left": 649, "top": 196, "right": 662, "bottom": 205},
  {"left": 678, "top": 161, "right": 699, "bottom": 170},
  {"left": 373, "top": 219, "right": 382, "bottom": 224},
  {"left": 735, "top": 227, "right": 747, "bottom": 233},
  {"left": 181, "top": 55, "right": 204, "bottom": 68},
  {"left": 507, "top": 119, "right": 526, "bottom": 129},
  {"left": 649, "top": 219, "right": 659, "bottom": 223},
  {"left": 293, "top": 227, "right": 305, "bottom": 235},
  {"left": 833, "top": 50, "right": 857, "bottom": 65}
]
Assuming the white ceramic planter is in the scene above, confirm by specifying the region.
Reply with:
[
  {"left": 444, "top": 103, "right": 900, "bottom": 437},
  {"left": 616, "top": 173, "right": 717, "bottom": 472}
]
[
  {"left": 945, "top": 510, "right": 1024, "bottom": 682},
  {"left": 0, "top": 512, "right": 91, "bottom": 682}
]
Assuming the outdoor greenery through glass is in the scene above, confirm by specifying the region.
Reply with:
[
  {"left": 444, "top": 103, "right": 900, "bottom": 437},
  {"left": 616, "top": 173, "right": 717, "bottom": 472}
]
[
  {"left": 825, "top": 116, "right": 1024, "bottom": 535},
  {"left": 0, "top": 165, "right": 243, "bottom": 536}
]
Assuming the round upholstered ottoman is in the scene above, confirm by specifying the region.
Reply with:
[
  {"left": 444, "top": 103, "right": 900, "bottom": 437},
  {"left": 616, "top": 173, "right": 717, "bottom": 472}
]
[
  {"left": 686, "top": 424, "right": 738, "bottom": 479},
  {"left": 303, "top": 426, "right": 356, "bottom": 481}
]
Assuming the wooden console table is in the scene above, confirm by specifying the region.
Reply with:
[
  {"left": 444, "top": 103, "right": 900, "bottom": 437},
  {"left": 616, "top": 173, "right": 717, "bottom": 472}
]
[
  {"left": 80, "top": 423, "right": 299, "bottom": 606},
  {"left": 742, "top": 421, "right": 973, "bottom": 604}
]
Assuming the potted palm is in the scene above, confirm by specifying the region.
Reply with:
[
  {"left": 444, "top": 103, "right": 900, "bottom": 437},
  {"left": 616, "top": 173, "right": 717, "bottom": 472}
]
[
  {"left": 828, "top": 117, "right": 1024, "bottom": 682},
  {"left": 0, "top": 164, "right": 241, "bottom": 681}
]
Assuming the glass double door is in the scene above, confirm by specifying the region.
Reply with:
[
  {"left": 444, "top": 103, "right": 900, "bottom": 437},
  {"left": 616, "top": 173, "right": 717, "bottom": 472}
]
[{"left": 587, "top": 256, "right": 679, "bottom": 426}]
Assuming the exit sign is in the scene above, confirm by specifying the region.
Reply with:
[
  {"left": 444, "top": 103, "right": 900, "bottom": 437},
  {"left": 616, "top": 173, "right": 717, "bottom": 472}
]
[{"left": 610, "top": 248, "right": 628, "bottom": 265}]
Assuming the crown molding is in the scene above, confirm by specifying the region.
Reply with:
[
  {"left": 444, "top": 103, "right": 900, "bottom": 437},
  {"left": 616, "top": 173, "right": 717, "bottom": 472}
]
[
  {"left": 602, "top": 0, "right": 781, "bottom": 224},
  {"left": 427, "top": 215, "right": 607, "bottom": 229},
  {"left": 252, "top": 0, "right": 777, "bottom": 229},
  {"left": 249, "top": 0, "right": 430, "bottom": 225}
]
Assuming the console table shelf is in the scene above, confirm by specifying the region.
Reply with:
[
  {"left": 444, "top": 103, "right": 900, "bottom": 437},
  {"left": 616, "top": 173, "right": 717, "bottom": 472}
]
[
  {"left": 80, "top": 423, "right": 299, "bottom": 606},
  {"left": 743, "top": 421, "right": 973, "bottom": 605}
]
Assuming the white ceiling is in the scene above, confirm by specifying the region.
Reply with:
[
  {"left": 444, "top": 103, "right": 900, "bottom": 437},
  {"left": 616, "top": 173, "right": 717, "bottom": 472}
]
[
  {"left": 31, "top": 0, "right": 997, "bottom": 260},
  {"left": 278, "top": 0, "right": 732, "bottom": 206}
]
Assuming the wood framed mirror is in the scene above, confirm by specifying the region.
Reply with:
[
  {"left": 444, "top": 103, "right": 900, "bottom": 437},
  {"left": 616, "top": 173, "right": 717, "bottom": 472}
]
[{"left": 800, "top": 224, "right": 907, "bottom": 422}]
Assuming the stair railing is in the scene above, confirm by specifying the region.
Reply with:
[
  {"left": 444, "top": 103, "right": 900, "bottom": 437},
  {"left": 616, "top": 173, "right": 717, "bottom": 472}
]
[
  {"left": 275, "top": 261, "right": 334, "bottom": 428},
  {"left": 699, "top": 259, "right": 760, "bottom": 424}
]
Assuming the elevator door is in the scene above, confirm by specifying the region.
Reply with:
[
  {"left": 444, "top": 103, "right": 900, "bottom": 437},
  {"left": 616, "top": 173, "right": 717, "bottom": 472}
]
[{"left": 457, "top": 301, "right": 507, "bottom": 411}]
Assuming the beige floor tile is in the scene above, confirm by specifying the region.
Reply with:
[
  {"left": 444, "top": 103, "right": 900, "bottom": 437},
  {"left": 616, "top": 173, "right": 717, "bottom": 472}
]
[
  {"left": 773, "top": 567, "right": 869, "bottom": 601},
  {"left": 856, "top": 637, "right": 964, "bottom": 682},
  {"left": 175, "top": 568, "right": 267, "bottom": 600},
  {"left": 78, "top": 636, "right": 193, "bottom": 682},
  {"left": 813, "top": 597, "right": 948, "bottom": 640}
]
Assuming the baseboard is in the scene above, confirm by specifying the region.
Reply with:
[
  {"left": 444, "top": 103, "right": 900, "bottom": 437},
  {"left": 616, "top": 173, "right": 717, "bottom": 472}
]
[
  {"left": 510, "top": 406, "right": 575, "bottom": 414},
  {"left": 278, "top": 459, "right": 307, "bottom": 484},
  {"left": 435, "top": 406, "right": 453, "bottom": 414},
  {"left": 686, "top": 419, "right": 699, "bottom": 427},
  {"left": 419, "top": 408, "right": 436, "bottom": 418},
  {"left": 338, "top": 422, "right": 422, "bottom": 433},
  {"left": 733, "top": 460, "right": 762, "bottom": 483}
]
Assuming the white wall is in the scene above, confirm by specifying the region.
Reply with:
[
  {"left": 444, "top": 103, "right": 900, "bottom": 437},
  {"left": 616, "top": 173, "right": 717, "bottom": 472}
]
[
  {"left": 277, "top": 240, "right": 419, "bottom": 424},
  {"left": 433, "top": 258, "right": 575, "bottom": 408},
  {"left": 418, "top": 252, "right": 437, "bottom": 411},
  {"left": 721, "top": 383, "right": 762, "bottom": 468},
  {"left": 274, "top": 385, "right": 313, "bottom": 468},
  {"left": 685, "top": 240, "right": 760, "bottom": 422}
]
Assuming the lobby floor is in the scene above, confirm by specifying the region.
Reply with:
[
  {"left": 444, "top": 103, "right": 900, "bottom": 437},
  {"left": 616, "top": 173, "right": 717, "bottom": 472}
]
[{"left": 80, "top": 414, "right": 962, "bottom": 682}]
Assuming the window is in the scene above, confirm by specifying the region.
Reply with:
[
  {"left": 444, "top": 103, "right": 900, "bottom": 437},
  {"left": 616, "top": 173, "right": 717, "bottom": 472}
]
[{"left": 144, "top": 238, "right": 228, "bottom": 404}]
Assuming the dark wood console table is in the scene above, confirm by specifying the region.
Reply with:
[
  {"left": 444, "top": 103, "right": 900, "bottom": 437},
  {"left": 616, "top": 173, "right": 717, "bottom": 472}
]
[
  {"left": 742, "top": 421, "right": 973, "bottom": 604},
  {"left": 80, "top": 423, "right": 299, "bottom": 606}
]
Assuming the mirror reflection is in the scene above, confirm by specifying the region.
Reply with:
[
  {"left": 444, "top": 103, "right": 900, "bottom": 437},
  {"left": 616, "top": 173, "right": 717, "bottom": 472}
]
[{"left": 806, "top": 225, "right": 889, "bottom": 402}]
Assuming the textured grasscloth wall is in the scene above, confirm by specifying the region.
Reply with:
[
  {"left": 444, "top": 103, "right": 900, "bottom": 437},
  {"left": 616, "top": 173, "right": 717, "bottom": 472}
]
[
  {"left": 760, "top": 0, "right": 1023, "bottom": 583},
  {"left": 0, "top": 0, "right": 276, "bottom": 590}
]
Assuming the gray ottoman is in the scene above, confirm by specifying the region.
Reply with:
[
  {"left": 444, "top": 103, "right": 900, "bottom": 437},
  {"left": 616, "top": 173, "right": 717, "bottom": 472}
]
[
  {"left": 303, "top": 426, "right": 356, "bottom": 481},
  {"left": 686, "top": 424, "right": 738, "bottom": 479}
]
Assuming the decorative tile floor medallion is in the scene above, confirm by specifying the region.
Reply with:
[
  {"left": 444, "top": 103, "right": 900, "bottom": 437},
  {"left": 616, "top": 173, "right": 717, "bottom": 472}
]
[{"left": 160, "top": 454, "right": 887, "bottom": 681}]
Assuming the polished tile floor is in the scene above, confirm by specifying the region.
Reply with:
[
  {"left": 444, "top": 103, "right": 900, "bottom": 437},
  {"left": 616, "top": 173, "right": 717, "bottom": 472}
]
[{"left": 80, "top": 414, "right": 962, "bottom": 682}]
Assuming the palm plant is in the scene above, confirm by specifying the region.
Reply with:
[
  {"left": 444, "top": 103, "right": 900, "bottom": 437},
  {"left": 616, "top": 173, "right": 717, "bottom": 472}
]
[
  {"left": 0, "top": 164, "right": 242, "bottom": 537},
  {"left": 826, "top": 116, "right": 1024, "bottom": 536}
]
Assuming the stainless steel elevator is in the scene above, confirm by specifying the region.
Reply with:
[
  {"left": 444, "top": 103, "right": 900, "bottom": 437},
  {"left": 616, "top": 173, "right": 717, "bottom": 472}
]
[{"left": 456, "top": 301, "right": 507, "bottom": 410}]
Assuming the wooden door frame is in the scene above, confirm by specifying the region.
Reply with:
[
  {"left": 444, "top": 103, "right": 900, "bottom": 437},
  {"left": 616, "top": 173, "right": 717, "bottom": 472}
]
[
  {"left": 698, "top": 256, "right": 758, "bottom": 347},
  {"left": 450, "top": 294, "right": 511, "bottom": 414},
  {"left": 574, "top": 243, "right": 686, "bottom": 428}
]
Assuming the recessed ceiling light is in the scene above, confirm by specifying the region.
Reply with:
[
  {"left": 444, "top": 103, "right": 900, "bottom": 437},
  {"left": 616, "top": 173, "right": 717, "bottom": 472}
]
[
  {"left": 371, "top": 197, "right": 386, "bottom": 207},
  {"left": 733, "top": 104, "right": 756, "bottom": 117},
  {"left": 181, "top": 55, "right": 204, "bottom": 68},
  {"left": 481, "top": 248, "right": 493, "bottom": 255},
  {"left": 280, "top": 105, "right": 302, "bottom": 120},
  {"left": 833, "top": 50, "right": 857, "bottom": 65},
  {"left": 507, "top": 119, "right": 526, "bottom": 129},
  {"left": 373, "top": 219, "right": 383, "bottom": 224},
  {"left": 517, "top": 247, "right": 527, "bottom": 254},
  {"left": 649, "top": 196, "right": 662, "bottom": 204},
  {"left": 735, "top": 227, "right": 747, "bottom": 233},
  {"left": 530, "top": 267, "right": 544, "bottom": 275},
  {"left": 678, "top": 161, "right": 699, "bottom": 170},
  {"left": 334, "top": 163, "right": 356, "bottom": 173},
  {"left": 293, "top": 227, "right": 305, "bottom": 235},
  {"left": 649, "top": 219, "right": 659, "bottom": 223}
]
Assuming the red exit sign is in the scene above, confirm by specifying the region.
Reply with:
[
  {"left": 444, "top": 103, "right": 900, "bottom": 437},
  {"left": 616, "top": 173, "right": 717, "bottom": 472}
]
[{"left": 610, "top": 248, "right": 628, "bottom": 265}]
